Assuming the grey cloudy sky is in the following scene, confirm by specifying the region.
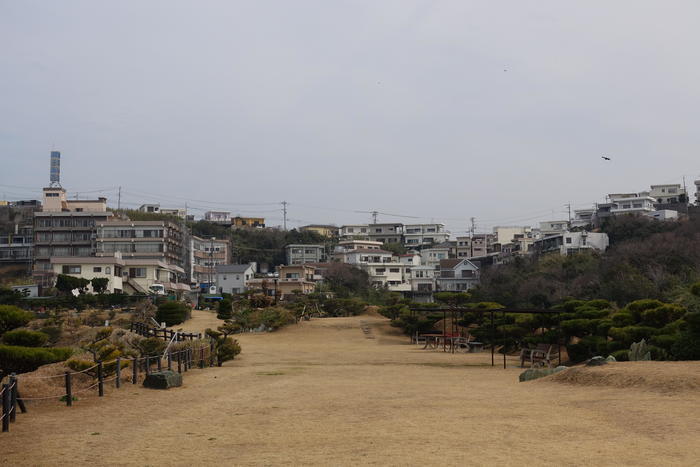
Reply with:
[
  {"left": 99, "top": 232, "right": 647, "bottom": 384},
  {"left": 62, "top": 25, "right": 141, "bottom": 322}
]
[{"left": 2, "top": 1, "right": 699, "bottom": 234}]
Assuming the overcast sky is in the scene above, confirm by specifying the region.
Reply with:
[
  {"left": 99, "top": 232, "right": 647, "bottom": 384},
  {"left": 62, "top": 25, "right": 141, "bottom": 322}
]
[{"left": 2, "top": 1, "right": 699, "bottom": 234}]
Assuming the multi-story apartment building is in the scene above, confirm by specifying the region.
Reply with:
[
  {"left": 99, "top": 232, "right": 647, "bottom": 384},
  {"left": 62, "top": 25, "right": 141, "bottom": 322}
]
[
  {"left": 532, "top": 231, "right": 609, "bottom": 256},
  {"left": 232, "top": 216, "right": 265, "bottom": 228},
  {"left": 0, "top": 200, "right": 41, "bottom": 272},
  {"left": 339, "top": 224, "right": 370, "bottom": 240},
  {"left": 695, "top": 180, "right": 700, "bottom": 206},
  {"left": 299, "top": 224, "right": 339, "bottom": 238},
  {"left": 95, "top": 220, "right": 185, "bottom": 269},
  {"left": 571, "top": 209, "right": 596, "bottom": 228},
  {"left": 648, "top": 184, "right": 687, "bottom": 205},
  {"left": 367, "top": 223, "right": 404, "bottom": 244},
  {"left": 419, "top": 244, "right": 451, "bottom": 268},
  {"left": 403, "top": 224, "right": 448, "bottom": 248},
  {"left": 189, "top": 235, "right": 230, "bottom": 287},
  {"left": 204, "top": 211, "right": 231, "bottom": 223},
  {"left": 493, "top": 226, "right": 529, "bottom": 245},
  {"left": 539, "top": 220, "right": 569, "bottom": 237},
  {"left": 456, "top": 234, "right": 495, "bottom": 258},
  {"left": 286, "top": 244, "right": 327, "bottom": 265},
  {"left": 33, "top": 188, "right": 112, "bottom": 283},
  {"left": 607, "top": 193, "right": 657, "bottom": 216}
]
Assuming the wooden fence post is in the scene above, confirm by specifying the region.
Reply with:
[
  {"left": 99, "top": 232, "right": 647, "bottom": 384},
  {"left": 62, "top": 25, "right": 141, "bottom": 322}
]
[
  {"left": 199, "top": 347, "right": 205, "bottom": 368},
  {"left": 65, "top": 372, "right": 72, "bottom": 406},
  {"left": 209, "top": 341, "right": 215, "bottom": 367},
  {"left": 9, "top": 374, "right": 17, "bottom": 423},
  {"left": 177, "top": 351, "right": 182, "bottom": 373},
  {"left": 145, "top": 357, "right": 151, "bottom": 376},
  {"left": 167, "top": 352, "right": 172, "bottom": 371},
  {"left": 115, "top": 358, "right": 121, "bottom": 389},
  {"left": 2, "top": 383, "right": 9, "bottom": 432},
  {"left": 11, "top": 373, "right": 26, "bottom": 414},
  {"left": 97, "top": 361, "right": 104, "bottom": 397},
  {"left": 157, "top": 355, "right": 162, "bottom": 372},
  {"left": 132, "top": 357, "right": 138, "bottom": 384}
]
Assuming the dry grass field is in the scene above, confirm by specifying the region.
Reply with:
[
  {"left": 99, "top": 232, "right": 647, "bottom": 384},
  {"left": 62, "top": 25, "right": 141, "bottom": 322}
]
[{"left": 3, "top": 310, "right": 700, "bottom": 466}]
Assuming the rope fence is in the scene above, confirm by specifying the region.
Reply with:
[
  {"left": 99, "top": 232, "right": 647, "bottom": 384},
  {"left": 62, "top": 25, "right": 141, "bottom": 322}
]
[{"left": 2, "top": 337, "right": 217, "bottom": 435}]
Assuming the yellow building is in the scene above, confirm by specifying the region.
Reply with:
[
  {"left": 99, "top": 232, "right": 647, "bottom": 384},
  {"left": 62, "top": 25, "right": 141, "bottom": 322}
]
[
  {"left": 232, "top": 216, "right": 265, "bottom": 228},
  {"left": 299, "top": 224, "right": 339, "bottom": 238}
]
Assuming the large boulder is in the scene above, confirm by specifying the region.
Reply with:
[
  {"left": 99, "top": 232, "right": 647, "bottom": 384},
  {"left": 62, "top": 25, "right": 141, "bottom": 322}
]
[
  {"left": 519, "top": 366, "right": 568, "bottom": 382},
  {"left": 586, "top": 356, "right": 609, "bottom": 366},
  {"left": 143, "top": 370, "right": 183, "bottom": 389}
]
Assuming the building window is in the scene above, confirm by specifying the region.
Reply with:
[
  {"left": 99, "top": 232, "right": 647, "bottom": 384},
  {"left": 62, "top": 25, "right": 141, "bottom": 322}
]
[
  {"left": 389, "top": 268, "right": 400, "bottom": 273},
  {"left": 62, "top": 265, "right": 81, "bottom": 274},
  {"left": 565, "top": 238, "right": 572, "bottom": 244},
  {"left": 129, "top": 268, "right": 147, "bottom": 278},
  {"left": 93, "top": 267, "right": 102, "bottom": 273},
  {"left": 105, "top": 267, "right": 111, "bottom": 275}
]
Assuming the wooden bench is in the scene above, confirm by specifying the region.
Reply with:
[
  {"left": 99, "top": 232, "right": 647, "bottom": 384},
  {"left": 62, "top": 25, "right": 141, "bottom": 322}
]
[{"left": 520, "top": 343, "right": 556, "bottom": 368}]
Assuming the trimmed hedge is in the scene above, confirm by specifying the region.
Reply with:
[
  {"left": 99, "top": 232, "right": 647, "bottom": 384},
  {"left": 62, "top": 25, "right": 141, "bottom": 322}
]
[
  {"left": 1, "top": 329, "right": 48, "bottom": 347},
  {"left": 0, "top": 305, "right": 34, "bottom": 336},
  {"left": 155, "top": 301, "right": 190, "bottom": 326},
  {"left": 0, "top": 345, "right": 73, "bottom": 374}
]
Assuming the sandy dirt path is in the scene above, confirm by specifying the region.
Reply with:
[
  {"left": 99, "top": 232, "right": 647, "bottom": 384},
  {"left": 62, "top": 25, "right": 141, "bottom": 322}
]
[{"left": 2, "top": 313, "right": 700, "bottom": 466}]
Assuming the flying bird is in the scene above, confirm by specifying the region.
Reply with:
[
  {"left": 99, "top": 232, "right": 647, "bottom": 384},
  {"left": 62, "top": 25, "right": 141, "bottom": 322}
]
[{"left": 602, "top": 156, "right": 611, "bottom": 161}]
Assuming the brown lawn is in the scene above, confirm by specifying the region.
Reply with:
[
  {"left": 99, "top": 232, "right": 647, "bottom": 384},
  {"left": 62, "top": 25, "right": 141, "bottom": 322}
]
[{"left": 2, "top": 310, "right": 700, "bottom": 466}]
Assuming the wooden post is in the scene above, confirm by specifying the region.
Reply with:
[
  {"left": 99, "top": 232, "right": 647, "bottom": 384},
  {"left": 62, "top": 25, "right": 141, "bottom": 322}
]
[
  {"left": 132, "top": 357, "right": 138, "bottom": 384},
  {"left": 177, "top": 351, "right": 182, "bottom": 373},
  {"left": 145, "top": 356, "right": 151, "bottom": 376},
  {"left": 12, "top": 372, "right": 26, "bottom": 414},
  {"left": 200, "top": 347, "right": 205, "bottom": 368},
  {"left": 167, "top": 352, "right": 172, "bottom": 371},
  {"left": 115, "top": 358, "right": 121, "bottom": 389},
  {"left": 65, "top": 372, "right": 72, "bottom": 406},
  {"left": 2, "top": 383, "right": 9, "bottom": 432},
  {"left": 209, "top": 341, "right": 215, "bottom": 367},
  {"left": 97, "top": 361, "right": 104, "bottom": 397},
  {"left": 157, "top": 356, "right": 162, "bottom": 372},
  {"left": 9, "top": 374, "right": 17, "bottom": 422}
]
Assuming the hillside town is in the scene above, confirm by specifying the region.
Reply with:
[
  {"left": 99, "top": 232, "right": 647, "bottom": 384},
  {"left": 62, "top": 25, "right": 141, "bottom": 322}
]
[{"left": 2, "top": 151, "right": 699, "bottom": 303}]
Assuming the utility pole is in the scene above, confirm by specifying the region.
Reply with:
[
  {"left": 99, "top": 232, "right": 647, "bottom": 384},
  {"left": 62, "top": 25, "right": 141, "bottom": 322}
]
[
  {"left": 565, "top": 203, "right": 572, "bottom": 227},
  {"left": 209, "top": 236, "right": 215, "bottom": 292},
  {"left": 117, "top": 186, "right": 121, "bottom": 210},
  {"left": 470, "top": 217, "right": 476, "bottom": 258},
  {"left": 282, "top": 201, "right": 288, "bottom": 230},
  {"left": 371, "top": 211, "right": 378, "bottom": 224}
]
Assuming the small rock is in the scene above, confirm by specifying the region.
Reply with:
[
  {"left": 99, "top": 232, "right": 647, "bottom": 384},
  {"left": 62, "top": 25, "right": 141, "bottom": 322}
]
[
  {"left": 586, "top": 356, "right": 608, "bottom": 366},
  {"left": 605, "top": 355, "right": 617, "bottom": 363},
  {"left": 143, "top": 370, "right": 183, "bottom": 389},
  {"left": 519, "top": 366, "right": 568, "bottom": 382}
]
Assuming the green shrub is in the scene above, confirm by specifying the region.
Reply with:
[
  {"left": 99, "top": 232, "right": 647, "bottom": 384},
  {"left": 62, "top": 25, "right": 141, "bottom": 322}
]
[
  {"left": 660, "top": 319, "right": 685, "bottom": 335},
  {"left": 575, "top": 307, "right": 610, "bottom": 320},
  {"left": 155, "top": 301, "right": 190, "bottom": 326},
  {"left": 608, "top": 326, "right": 659, "bottom": 346},
  {"left": 560, "top": 319, "right": 594, "bottom": 337},
  {"left": 39, "top": 326, "right": 62, "bottom": 344},
  {"left": 1, "top": 329, "right": 48, "bottom": 347},
  {"left": 683, "top": 312, "right": 700, "bottom": 334},
  {"left": 0, "top": 345, "right": 73, "bottom": 374},
  {"left": 611, "top": 349, "right": 630, "bottom": 361},
  {"left": 640, "top": 304, "right": 686, "bottom": 328},
  {"left": 0, "top": 305, "right": 34, "bottom": 336},
  {"left": 625, "top": 299, "right": 665, "bottom": 320},
  {"left": 217, "top": 299, "right": 233, "bottom": 320},
  {"left": 216, "top": 337, "right": 241, "bottom": 365},
  {"left": 596, "top": 319, "right": 614, "bottom": 336},
  {"left": 650, "top": 334, "right": 679, "bottom": 351},
  {"left": 566, "top": 342, "right": 594, "bottom": 363},
  {"left": 670, "top": 332, "right": 700, "bottom": 360},
  {"left": 610, "top": 312, "right": 635, "bottom": 327},
  {"left": 690, "top": 282, "right": 700, "bottom": 297}
]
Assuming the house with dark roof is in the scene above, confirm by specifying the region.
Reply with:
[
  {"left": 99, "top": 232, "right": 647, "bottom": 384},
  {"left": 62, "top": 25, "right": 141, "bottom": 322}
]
[{"left": 436, "top": 258, "right": 479, "bottom": 292}]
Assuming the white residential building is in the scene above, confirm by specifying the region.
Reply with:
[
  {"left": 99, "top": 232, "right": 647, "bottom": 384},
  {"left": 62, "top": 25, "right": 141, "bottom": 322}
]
[
  {"left": 204, "top": 211, "right": 231, "bottom": 223},
  {"left": 561, "top": 231, "right": 609, "bottom": 255},
  {"left": 421, "top": 244, "right": 451, "bottom": 268},
  {"left": 608, "top": 193, "right": 657, "bottom": 216},
  {"left": 286, "top": 244, "right": 327, "bottom": 265},
  {"left": 571, "top": 209, "right": 596, "bottom": 228},
  {"left": 409, "top": 266, "right": 437, "bottom": 293},
  {"left": 649, "top": 184, "right": 687, "bottom": 205},
  {"left": 367, "top": 223, "right": 404, "bottom": 244},
  {"left": 215, "top": 263, "right": 256, "bottom": 294},
  {"left": 539, "top": 220, "right": 568, "bottom": 237},
  {"left": 403, "top": 223, "right": 449, "bottom": 248},
  {"left": 50, "top": 254, "right": 125, "bottom": 293},
  {"left": 435, "top": 259, "right": 480, "bottom": 292},
  {"left": 339, "top": 224, "right": 370, "bottom": 239},
  {"left": 645, "top": 210, "right": 679, "bottom": 221},
  {"left": 493, "top": 226, "right": 529, "bottom": 245}
]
